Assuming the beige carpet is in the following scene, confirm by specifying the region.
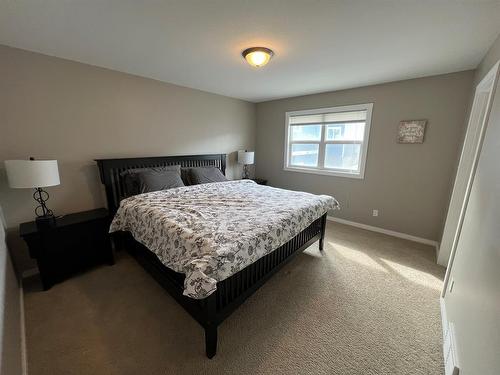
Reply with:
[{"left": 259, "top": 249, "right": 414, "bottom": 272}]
[{"left": 24, "top": 222, "right": 445, "bottom": 375}]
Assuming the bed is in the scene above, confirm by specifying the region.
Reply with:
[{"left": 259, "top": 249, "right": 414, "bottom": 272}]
[{"left": 95, "top": 154, "right": 338, "bottom": 358}]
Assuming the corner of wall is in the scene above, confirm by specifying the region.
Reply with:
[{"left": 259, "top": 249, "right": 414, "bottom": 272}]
[{"left": 0, "top": 204, "right": 26, "bottom": 375}]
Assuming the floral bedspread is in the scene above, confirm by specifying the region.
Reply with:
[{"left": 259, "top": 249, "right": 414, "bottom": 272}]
[{"left": 110, "top": 180, "right": 338, "bottom": 299}]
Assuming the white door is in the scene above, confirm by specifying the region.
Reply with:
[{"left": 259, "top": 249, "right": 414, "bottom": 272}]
[
  {"left": 439, "top": 62, "right": 499, "bottom": 282},
  {"left": 441, "top": 65, "right": 500, "bottom": 374}
]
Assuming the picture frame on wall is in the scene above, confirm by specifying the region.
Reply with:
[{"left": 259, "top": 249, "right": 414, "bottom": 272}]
[{"left": 397, "top": 120, "right": 427, "bottom": 143}]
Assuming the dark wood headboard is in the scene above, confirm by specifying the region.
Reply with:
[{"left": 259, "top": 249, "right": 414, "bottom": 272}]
[{"left": 95, "top": 154, "right": 226, "bottom": 214}]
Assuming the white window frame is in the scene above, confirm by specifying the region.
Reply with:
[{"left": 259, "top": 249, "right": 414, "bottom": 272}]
[{"left": 283, "top": 103, "right": 373, "bottom": 179}]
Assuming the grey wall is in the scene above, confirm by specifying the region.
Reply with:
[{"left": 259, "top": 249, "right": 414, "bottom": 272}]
[
  {"left": 443, "top": 33, "right": 500, "bottom": 375},
  {"left": 256, "top": 71, "right": 474, "bottom": 241},
  {"left": 0, "top": 45, "right": 256, "bottom": 272},
  {"left": 0, "top": 205, "right": 23, "bottom": 375}
]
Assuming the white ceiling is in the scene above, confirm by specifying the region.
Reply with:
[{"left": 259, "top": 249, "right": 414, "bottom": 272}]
[{"left": 1, "top": 1, "right": 500, "bottom": 102}]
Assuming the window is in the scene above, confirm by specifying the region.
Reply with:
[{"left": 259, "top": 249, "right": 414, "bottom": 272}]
[{"left": 284, "top": 103, "right": 373, "bottom": 179}]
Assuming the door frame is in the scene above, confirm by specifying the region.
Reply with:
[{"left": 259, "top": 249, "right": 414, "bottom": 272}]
[{"left": 441, "top": 61, "right": 500, "bottom": 298}]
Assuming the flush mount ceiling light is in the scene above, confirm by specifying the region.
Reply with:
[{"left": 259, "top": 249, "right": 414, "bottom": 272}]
[{"left": 242, "top": 47, "right": 274, "bottom": 68}]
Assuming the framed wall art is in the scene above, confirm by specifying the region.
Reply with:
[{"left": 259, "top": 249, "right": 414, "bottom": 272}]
[{"left": 397, "top": 120, "right": 427, "bottom": 143}]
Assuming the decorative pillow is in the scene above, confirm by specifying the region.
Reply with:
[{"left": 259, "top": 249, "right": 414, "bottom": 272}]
[
  {"left": 136, "top": 170, "right": 184, "bottom": 193},
  {"left": 121, "top": 165, "right": 181, "bottom": 196},
  {"left": 188, "top": 167, "right": 227, "bottom": 185}
]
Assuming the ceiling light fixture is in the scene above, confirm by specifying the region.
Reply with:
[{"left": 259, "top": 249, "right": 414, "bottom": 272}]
[{"left": 242, "top": 47, "right": 274, "bottom": 68}]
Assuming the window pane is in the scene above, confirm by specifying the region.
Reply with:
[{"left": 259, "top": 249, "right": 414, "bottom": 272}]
[
  {"left": 324, "top": 144, "right": 361, "bottom": 170},
  {"left": 290, "top": 144, "right": 319, "bottom": 167},
  {"left": 326, "top": 122, "right": 365, "bottom": 141},
  {"left": 291, "top": 125, "right": 321, "bottom": 141}
]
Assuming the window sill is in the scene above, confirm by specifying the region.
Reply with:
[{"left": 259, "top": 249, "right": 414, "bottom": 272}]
[{"left": 283, "top": 166, "right": 364, "bottom": 179}]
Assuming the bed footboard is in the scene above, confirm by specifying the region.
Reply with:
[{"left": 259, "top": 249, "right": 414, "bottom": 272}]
[{"left": 119, "top": 213, "right": 327, "bottom": 358}]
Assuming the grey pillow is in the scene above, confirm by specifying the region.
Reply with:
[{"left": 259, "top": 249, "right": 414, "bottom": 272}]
[
  {"left": 188, "top": 167, "right": 227, "bottom": 185},
  {"left": 181, "top": 167, "right": 220, "bottom": 185},
  {"left": 180, "top": 167, "right": 191, "bottom": 185},
  {"left": 121, "top": 165, "right": 181, "bottom": 196},
  {"left": 136, "top": 170, "right": 184, "bottom": 193}
]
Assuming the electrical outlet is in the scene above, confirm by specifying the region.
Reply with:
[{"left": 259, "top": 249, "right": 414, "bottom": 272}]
[
  {"left": 344, "top": 193, "right": 350, "bottom": 209},
  {"left": 372, "top": 209, "right": 379, "bottom": 217}
]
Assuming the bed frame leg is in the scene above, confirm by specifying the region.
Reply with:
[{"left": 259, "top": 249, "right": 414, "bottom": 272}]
[
  {"left": 112, "top": 232, "right": 126, "bottom": 252},
  {"left": 319, "top": 214, "right": 327, "bottom": 251},
  {"left": 205, "top": 325, "right": 218, "bottom": 359},
  {"left": 204, "top": 295, "right": 218, "bottom": 359}
]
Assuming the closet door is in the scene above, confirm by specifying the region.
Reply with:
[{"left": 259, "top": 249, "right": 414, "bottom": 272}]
[
  {"left": 443, "top": 76, "right": 500, "bottom": 374},
  {"left": 439, "top": 63, "right": 499, "bottom": 267}
]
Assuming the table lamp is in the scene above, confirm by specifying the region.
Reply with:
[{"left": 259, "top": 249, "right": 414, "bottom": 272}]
[
  {"left": 4, "top": 158, "right": 60, "bottom": 229},
  {"left": 237, "top": 150, "right": 254, "bottom": 179}
]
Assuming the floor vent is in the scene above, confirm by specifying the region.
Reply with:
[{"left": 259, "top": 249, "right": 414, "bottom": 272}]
[{"left": 440, "top": 298, "right": 460, "bottom": 375}]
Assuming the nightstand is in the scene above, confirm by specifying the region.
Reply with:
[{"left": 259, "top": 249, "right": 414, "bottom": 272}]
[
  {"left": 20, "top": 208, "right": 114, "bottom": 290},
  {"left": 251, "top": 178, "right": 268, "bottom": 185}
]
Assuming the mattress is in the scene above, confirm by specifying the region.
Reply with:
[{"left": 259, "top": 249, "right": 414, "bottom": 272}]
[{"left": 110, "top": 180, "right": 338, "bottom": 299}]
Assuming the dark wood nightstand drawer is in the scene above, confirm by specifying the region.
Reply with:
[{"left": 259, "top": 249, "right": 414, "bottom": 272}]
[{"left": 20, "top": 208, "right": 114, "bottom": 290}]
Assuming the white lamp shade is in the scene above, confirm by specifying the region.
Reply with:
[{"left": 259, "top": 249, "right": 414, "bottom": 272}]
[
  {"left": 238, "top": 151, "right": 255, "bottom": 165},
  {"left": 4, "top": 160, "right": 60, "bottom": 188}
]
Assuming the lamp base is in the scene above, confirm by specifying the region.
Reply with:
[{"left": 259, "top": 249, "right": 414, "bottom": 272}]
[
  {"left": 242, "top": 164, "right": 250, "bottom": 179},
  {"left": 36, "top": 215, "right": 56, "bottom": 230}
]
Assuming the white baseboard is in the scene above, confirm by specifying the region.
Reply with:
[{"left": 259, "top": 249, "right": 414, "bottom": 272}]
[
  {"left": 20, "top": 280, "right": 28, "bottom": 375},
  {"left": 327, "top": 216, "right": 439, "bottom": 249}
]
